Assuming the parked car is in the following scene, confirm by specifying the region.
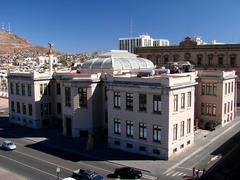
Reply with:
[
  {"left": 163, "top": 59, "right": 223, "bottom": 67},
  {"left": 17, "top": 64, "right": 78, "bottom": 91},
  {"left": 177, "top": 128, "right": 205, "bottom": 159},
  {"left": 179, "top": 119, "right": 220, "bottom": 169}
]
[
  {"left": 1, "top": 140, "right": 16, "bottom": 150},
  {"left": 107, "top": 167, "right": 142, "bottom": 179},
  {"left": 63, "top": 169, "right": 104, "bottom": 180}
]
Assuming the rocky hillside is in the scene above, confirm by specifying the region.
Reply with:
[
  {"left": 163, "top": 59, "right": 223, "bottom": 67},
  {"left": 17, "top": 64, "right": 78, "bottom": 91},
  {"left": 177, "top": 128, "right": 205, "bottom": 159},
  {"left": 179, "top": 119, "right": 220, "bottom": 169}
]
[{"left": 0, "top": 31, "right": 61, "bottom": 56}]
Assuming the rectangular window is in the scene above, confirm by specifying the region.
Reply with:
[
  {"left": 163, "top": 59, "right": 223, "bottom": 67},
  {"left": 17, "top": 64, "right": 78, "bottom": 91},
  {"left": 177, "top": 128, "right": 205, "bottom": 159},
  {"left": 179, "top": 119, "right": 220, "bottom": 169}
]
[
  {"left": 153, "top": 125, "right": 161, "bottom": 143},
  {"left": 126, "top": 93, "right": 133, "bottom": 110},
  {"left": 208, "top": 104, "right": 212, "bottom": 115},
  {"left": 153, "top": 95, "right": 161, "bottom": 113},
  {"left": 231, "top": 82, "right": 234, "bottom": 93},
  {"left": 65, "top": 87, "right": 71, "bottom": 107},
  {"left": 57, "top": 102, "right": 61, "bottom": 114},
  {"left": 201, "top": 103, "right": 205, "bottom": 115},
  {"left": 202, "top": 84, "right": 205, "bottom": 95},
  {"left": 225, "top": 83, "right": 227, "bottom": 95},
  {"left": 56, "top": 83, "right": 61, "bottom": 95},
  {"left": 40, "top": 84, "right": 43, "bottom": 95},
  {"left": 180, "top": 121, "right": 184, "bottom": 137},
  {"left": 126, "top": 120, "right": 133, "bottom": 137},
  {"left": 224, "top": 103, "right": 226, "bottom": 114},
  {"left": 28, "top": 104, "right": 32, "bottom": 116},
  {"left": 10, "top": 83, "right": 14, "bottom": 94},
  {"left": 181, "top": 93, "right": 185, "bottom": 109},
  {"left": 22, "top": 103, "right": 26, "bottom": 115},
  {"left": 114, "top": 118, "right": 121, "bottom": 134},
  {"left": 78, "top": 88, "right": 87, "bottom": 107},
  {"left": 187, "top": 92, "right": 191, "bottom": 107},
  {"left": 173, "top": 124, "right": 177, "bottom": 141},
  {"left": 139, "top": 123, "right": 147, "bottom": 140},
  {"left": 174, "top": 95, "right": 178, "bottom": 112},
  {"left": 206, "top": 84, "right": 212, "bottom": 95},
  {"left": 44, "top": 84, "right": 48, "bottom": 95},
  {"left": 212, "top": 104, "right": 216, "bottom": 116},
  {"left": 187, "top": 118, "right": 191, "bottom": 134},
  {"left": 17, "top": 102, "right": 20, "bottom": 113},
  {"left": 27, "top": 84, "right": 32, "bottom": 96},
  {"left": 228, "top": 102, "right": 230, "bottom": 113},
  {"left": 231, "top": 101, "right": 233, "bottom": 111},
  {"left": 213, "top": 84, "right": 217, "bottom": 96},
  {"left": 16, "top": 83, "right": 20, "bottom": 95},
  {"left": 114, "top": 92, "right": 121, "bottom": 108},
  {"left": 21, "top": 84, "right": 25, "bottom": 96},
  {"left": 228, "top": 82, "right": 230, "bottom": 94},
  {"left": 11, "top": 101, "right": 15, "bottom": 112},
  {"left": 139, "top": 94, "right": 146, "bottom": 111}
]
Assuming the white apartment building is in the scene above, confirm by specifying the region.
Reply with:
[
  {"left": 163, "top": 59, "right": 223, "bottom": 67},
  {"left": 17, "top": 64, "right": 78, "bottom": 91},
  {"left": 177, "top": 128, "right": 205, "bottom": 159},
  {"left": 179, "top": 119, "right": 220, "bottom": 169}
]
[
  {"left": 7, "top": 50, "right": 237, "bottom": 159},
  {"left": 119, "top": 35, "right": 169, "bottom": 53},
  {"left": 37, "top": 56, "right": 58, "bottom": 65}
]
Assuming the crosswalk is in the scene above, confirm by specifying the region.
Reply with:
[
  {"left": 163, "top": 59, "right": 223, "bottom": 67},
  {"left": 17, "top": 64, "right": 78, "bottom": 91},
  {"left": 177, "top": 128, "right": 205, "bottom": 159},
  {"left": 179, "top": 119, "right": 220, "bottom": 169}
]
[{"left": 164, "top": 170, "right": 187, "bottom": 178}]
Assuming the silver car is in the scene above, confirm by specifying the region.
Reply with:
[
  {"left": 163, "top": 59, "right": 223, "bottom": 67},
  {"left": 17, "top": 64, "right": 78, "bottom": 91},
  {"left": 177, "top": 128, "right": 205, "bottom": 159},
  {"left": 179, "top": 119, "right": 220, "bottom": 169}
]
[{"left": 1, "top": 140, "right": 16, "bottom": 150}]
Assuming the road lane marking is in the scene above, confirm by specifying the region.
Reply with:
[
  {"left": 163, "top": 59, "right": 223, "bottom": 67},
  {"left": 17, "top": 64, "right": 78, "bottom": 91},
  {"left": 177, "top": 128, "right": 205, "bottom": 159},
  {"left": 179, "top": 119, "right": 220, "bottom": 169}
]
[
  {"left": 166, "top": 170, "right": 174, "bottom": 176},
  {"left": 142, "top": 174, "right": 158, "bottom": 180},
  {"left": 0, "top": 154, "right": 62, "bottom": 179},
  {"left": 171, "top": 172, "right": 179, "bottom": 176}
]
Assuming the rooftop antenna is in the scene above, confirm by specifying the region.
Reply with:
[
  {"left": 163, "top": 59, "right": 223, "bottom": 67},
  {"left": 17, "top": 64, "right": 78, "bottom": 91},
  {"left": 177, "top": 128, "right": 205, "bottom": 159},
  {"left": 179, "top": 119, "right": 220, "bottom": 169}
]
[
  {"left": 130, "top": 16, "right": 133, "bottom": 37},
  {"left": 1, "top": 21, "right": 5, "bottom": 31},
  {"left": 8, "top": 22, "right": 11, "bottom": 33}
]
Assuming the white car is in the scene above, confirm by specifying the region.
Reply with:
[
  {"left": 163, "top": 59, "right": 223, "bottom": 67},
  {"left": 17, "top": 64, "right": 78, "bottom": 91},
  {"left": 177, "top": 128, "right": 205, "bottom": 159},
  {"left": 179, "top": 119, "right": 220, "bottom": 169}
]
[{"left": 1, "top": 140, "right": 16, "bottom": 150}]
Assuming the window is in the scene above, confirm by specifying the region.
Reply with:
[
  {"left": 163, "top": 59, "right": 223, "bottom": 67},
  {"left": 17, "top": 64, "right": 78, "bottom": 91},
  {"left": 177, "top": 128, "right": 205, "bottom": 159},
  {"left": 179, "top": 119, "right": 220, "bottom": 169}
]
[
  {"left": 17, "top": 102, "right": 20, "bottom": 113},
  {"left": 21, "top": 84, "right": 25, "bottom": 96},
  {"left": 180, "top": 144, "right": 184, "bottom": 149},
  {"left": 213, "top": 84, "right": 217, "bottom": 96},
  {"left": 16, "top": 83, "right": 20, "bottom": 95},
  {"left": 126, "top": 120, "right": 133, "bottom": 137},
  {"left": 78, "top": 88, "right": 87, "bottom": 107},
  {"left": 207, "top": 104, "right": 212, "bottom": 115},
  {"left": 225, "top": 83, "right": 227, "bottom": 95},
  {"left": 65, "top": 87, "right": 71, "bottom": 107},
  {"left": 153, "top": 95, "right": 161, "bottom": 113},
  {"left": 56, "top": 83, "right": 61, "bottom": 95},
  {"left": 202, "top": 84, "right": 205, "bottom": 95},
  {"left": 201, "top": 103, "right": 205, "bottom": 115},
  {"left": 231, "top": 82, "right": 234, "bottom": 93},
  {"left": 187, "top": 118, "right": 191, "bottom": 134},
  {"left": 126, "top": 93, "right": 133, "bottom": 110},
  {"left": 22, "top": 103, "right": 26, "bottom": 115},
  {"left": 180, "top": 121, "right": 184, "bottom": 137},
  {"left": 206, "top": 84, "right": 212, "bottom": 95},
  {"left": 139, "top": 94, "right": 147, "bottom": 111},
  {"left": 212, "top": 104, "right": 216, "bottom": 116},
  {"left": 181, "top": 93, "right": 185, "bottom": 109},
  {"left": 218, "top": 55, "right": 223, "bottom": 66},
  {"left": 153, "top": 149, "right": 160, "bottom": 155},
  {"left": 10, "top": 83, "right": 14, "bottom": 94},
  {"left": 230, "top": 55, "right": 236, "bottom": 67},
  {"left": 126, "top": 143, "right": 133, "bottom": 148},
  {"left": 27, "top": 84, "right": 31, "bottom": 96},
  {"left": 139, "top": 146, "right": 146, "bottom": 152},
  {"left": 40, "top": 84, "right": 43, "bottom": 95},
  {"left": 228, "top": 102, "right": 230, "bottom": 113},
  {"left": 173, "top": 124, "right": 177, "bottom": 141},
  {"left": 153, "top": 125, "right": 161, "bottom": 143},
  {"left": 28, "top": 104, "right": 32, "bottom": 116},
  {"left": 114, "top": 92, "right": 121, "bottom": 108},
  {"left": 231, "top": 101, "right": 233, "bottom": 111},
  {"left": 208, "top": 55, "right": 213, "bottom": 66},
  {"left": 11, "top": 101, "right": 15, "bottom": 112},
  {"left": 57, "top": 102, "right": 61, "bottom": 114},
  {"left": 197, "top": 55, "right": 202, "bottom": 66},
  {"left": 114, "top": 118, "right": 121, "bottom": 134},
  {"left": 224, "top": 103, "right": 226, "bottom": 114},
  {"left": 228, "top": 82, "right": 231, "bottom": 94},
  {"left": 187, "top": 92, "right": 191, "bottom": 107},
  {"left": 174, "top": 95, "right": 178, "bottom": 112},
  {"left": 139, "top": 123, "right": 147, "bottom": 140}
]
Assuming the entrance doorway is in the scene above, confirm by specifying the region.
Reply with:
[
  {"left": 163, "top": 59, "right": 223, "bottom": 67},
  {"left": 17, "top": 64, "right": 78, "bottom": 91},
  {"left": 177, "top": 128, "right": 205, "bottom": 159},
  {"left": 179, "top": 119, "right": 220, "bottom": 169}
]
[{"left": 66, "top": 117, "right": 72, "bottom": 136}]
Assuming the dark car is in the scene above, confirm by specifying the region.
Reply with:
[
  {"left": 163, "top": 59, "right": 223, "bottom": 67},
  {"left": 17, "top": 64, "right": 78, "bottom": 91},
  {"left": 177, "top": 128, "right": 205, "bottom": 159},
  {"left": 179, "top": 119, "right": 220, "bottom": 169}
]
[
  {"left": 71, "top": 169, "right": 104, "bottom": 180},
  {"left": 107, "top": 167, "right": 142, "bottom": 179}
]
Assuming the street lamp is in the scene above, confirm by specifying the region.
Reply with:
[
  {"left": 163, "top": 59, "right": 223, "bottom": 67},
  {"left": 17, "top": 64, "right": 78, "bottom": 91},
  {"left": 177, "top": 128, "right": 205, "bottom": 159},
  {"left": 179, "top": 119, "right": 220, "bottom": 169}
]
[{"left": 56, "top": 167, "right": 60, "bottom": 180}]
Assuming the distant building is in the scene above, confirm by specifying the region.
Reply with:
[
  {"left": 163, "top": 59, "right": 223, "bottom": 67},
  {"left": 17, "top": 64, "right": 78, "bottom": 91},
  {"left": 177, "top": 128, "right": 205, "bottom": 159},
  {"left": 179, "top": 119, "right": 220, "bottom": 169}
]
[
  {"left": 7, "top": 50, "right": 237, "bottom": 159},
  {"left": 119, "top": 35, "right": 169, "bottom": 53},
  {"left": 37, "top": 56, "right": 58, "bottom": 65},
  {"left": 135, "top": 36, "right": 240, "bottom": 105}
]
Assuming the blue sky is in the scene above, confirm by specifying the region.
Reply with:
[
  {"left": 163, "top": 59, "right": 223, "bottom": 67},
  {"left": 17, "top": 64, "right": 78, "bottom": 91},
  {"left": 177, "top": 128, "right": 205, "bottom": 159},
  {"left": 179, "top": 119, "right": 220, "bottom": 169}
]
[{"left": 0, "top": 0, "right": 240, "bottom": 53}]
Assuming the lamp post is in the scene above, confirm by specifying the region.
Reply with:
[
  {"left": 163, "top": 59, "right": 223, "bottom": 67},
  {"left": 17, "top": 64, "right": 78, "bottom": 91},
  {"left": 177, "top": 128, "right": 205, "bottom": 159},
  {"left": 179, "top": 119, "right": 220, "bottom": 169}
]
[{"left": 56, "top": 167, "right": 60, "bottom": 180}]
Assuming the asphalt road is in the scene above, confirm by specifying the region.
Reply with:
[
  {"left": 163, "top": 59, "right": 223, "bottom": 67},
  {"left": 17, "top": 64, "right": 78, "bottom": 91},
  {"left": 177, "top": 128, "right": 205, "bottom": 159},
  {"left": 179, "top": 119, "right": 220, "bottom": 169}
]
[{"left": 0, "top": 136, "right": 157, "bottom": 180}]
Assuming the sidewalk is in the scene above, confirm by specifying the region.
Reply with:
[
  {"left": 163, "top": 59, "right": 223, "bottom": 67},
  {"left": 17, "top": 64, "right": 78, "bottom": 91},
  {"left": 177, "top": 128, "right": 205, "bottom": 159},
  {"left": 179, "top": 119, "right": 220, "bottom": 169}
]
[
  {"left": 0, "top": 116, "right": 240, "bottom": 175},
  {"left": 0, "top": 167, "right": 26, "bottom": 180}
]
